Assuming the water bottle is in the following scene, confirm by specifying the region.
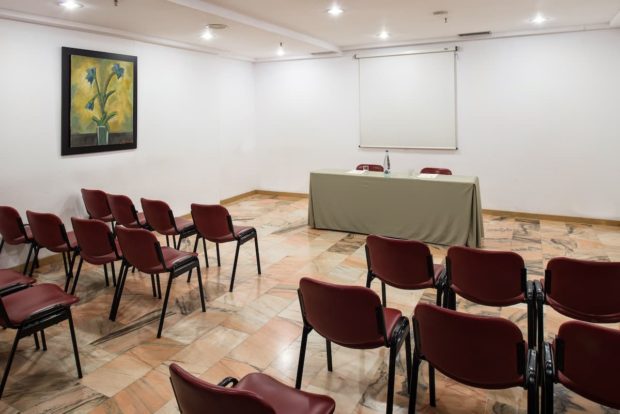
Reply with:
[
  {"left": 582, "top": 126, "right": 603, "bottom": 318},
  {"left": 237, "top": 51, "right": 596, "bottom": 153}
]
[{"left": 383, "top": 150, "right": 391, "bottom": 175}]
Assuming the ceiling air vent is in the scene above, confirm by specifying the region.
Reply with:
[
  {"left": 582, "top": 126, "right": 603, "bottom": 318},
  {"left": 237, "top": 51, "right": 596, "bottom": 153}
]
[
  {"left": 458, "top": 31, "right": 492, "bottom": 37},
  {"left": 311, "top": 51, "right": 339, "bottom": 56}
]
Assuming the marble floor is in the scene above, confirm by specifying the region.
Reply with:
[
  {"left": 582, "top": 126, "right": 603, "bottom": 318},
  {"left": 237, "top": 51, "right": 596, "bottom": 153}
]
[{"left": 1, "top": 194, "right": 619, "bottom": 414}]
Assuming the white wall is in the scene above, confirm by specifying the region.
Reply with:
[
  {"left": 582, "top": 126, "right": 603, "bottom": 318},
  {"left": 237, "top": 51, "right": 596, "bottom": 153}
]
[
  {"left": 0, "top": 19, "right": 257, "bottom": 267},
  {"left": 255, "top": 29, "right": 620, "bottom": 221}
]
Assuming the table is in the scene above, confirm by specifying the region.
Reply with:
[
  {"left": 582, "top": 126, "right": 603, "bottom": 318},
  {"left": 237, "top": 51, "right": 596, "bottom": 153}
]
[{"left": 308, "top": 169, "right": 484, "bottom": 247}]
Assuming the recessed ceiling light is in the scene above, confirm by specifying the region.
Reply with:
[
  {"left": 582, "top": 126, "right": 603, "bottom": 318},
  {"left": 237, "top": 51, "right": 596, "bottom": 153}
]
[
  {"left": 58, "top": 0, "right": 83, "bottom": 10},
  {"left": 531, "top": 13, "right": 548, "bottom": 24},
  {"left": 327, "top": 5, "right": 344, "bottom": 16},
  {"left": 378, "top": 30, "right": 390, "bottom": 40},
  {"left": 277, "top": 42, "right": 285, "bottom": 56},
  {"left": 201, "top": 28, "right": 214, "bottom": 40}
]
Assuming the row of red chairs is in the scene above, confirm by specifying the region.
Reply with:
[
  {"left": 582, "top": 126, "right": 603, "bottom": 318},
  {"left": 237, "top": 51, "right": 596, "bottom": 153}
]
[{"left": 356, "top": 164, "right": 453, "bottom": 175}]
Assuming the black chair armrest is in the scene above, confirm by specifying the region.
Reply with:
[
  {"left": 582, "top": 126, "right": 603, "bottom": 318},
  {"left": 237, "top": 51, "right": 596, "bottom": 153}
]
[
  {"left": 435, "top": 269, "right": 448, "bottom": 291},
  {"left": 543, "top": 342, "right": 555, "bottom": 378},
  {"left": 526, "top": 348, "right": 538, "bottom": 388},
  {"left": 218, "top": 377, "right": 239, "bottom": 387},
  {"left": 533, "top": 280, "right": 544, "bottom": 304},
  {"left": 0, "top": 283, "right": 30, "bottom": 297},
  {"left": 525, "top": 280, "right": 535, "bottom": 302}
]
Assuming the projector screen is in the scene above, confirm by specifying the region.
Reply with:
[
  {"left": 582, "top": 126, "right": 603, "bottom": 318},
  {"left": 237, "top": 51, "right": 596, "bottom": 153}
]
[{"left": 358, "top": 49, "right": 457, "bottom": 149}]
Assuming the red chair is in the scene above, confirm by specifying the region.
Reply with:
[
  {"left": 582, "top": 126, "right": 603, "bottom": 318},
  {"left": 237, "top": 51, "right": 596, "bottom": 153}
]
[
  {"left": 0, "top": 269, "right": 35, "bottom": 294},
  {"left": 0, "top": 206, "right": 37, "bottom": 274},
  {"left": 356, "top": 164, "right": 384, "bottom": 172},
  {"left": 26, "top": 211, "right": 79, "bottom": 291},
  {"left": 0, "top": 283, "right": 81, "bottom": 398},
  {"left": 70, "top": 217, "right": 123, "bottom": 294},
  {"left": 409, "top": 303, "right": 537, "bottom": 414},
  {"left": 169, "top": 363, "right": 335, "bottom": 414},
  {"left": 190, "top": 204, "right": 261, "bottom": 292},
  {"left": 81, "top": 189, "right": 114, "bottom": 227},
  {"left": 445, "top": 246, "right": 536, "bottom": 345},
  {"left": 111, "top": 226, "right": 205, "bottom": 338},
  {"left": 141, "top": 198, "right": 196, "bottom": 249},
  {"left": 106, "top": 193, "right": 150, "bottom": 229},
  {"left": 365, "top": 235, "right": 445, "bottom": 307},
  {"left": 296, "top": 277, "right": 410, "bottom": 414},
  {"left": 543, "top": 321, "right": 620, "bottom": 412},
  {"left": 420, "top": 167, "right": 452, "bottom": 175},
  {"left": 535, "top": 257, "right": 620, "bottom": 352}
]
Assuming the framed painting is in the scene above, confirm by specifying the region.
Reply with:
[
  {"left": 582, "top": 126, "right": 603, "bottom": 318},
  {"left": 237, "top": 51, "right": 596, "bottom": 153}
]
[{"left": 61, "top": 47, "right": 137, "bottom": 155}]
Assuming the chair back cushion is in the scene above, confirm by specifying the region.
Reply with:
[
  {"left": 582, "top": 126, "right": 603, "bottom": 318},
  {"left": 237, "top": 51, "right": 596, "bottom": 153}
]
[
  {"left": 0, "top": 206, "right": 27, "bottom": 244},
  {"left": 298, "top": 277, "right": 385, "bottom": 348},
  {"left": 71, "top": 217, "right": 114, "bottom": 258},
  {"left": 169, "top": 364, "right": 275, "bottom": 414},
  {"left": 81, "top": 188, "right": 111, "bottom": 220},
  {"left": 26, "top": 211, "right": 66, "bottom": 250},
  {"left": 107, "top": 194, "right": 138, "bottom": 226},
  {"left": 448, "top": 246, "right": 525, "bottom": 306},
  {"left": 115, "top": 226, "right": 161, "bottom": 272},
  {"left": 191, "top": 204, "right": 232, "bottom": 242},
  {"left": 141, "top": 198, "right": 174, "bottom": 234},
  {"left": 555, "top": 321, "right": 620, "bottom": 410},
  {"left": 545, "top": 258, "right": 620, "bottom": 322},
  {"left": 414, "top": 303, "right": 525, "bottom": 389},
  {"left": 420, "top": 167, "right": 452, "bottom": 175},
  {"left": 366, "top": 235, "right": 434, "bottom": 289},
  {"left": 356, "top": 164, "right": 384, "bottom": 172}
]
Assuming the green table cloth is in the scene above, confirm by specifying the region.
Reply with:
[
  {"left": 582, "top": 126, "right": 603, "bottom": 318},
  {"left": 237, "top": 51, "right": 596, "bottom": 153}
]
[{"left": 308, "top": 169, "right": 484, "bottom": 247}]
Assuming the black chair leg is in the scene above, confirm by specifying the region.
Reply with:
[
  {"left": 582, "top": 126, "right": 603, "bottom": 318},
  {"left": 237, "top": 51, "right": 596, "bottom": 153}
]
[
  {"left": 70, "top": 257, "right": 84, "bottom": 295},
  {"left": 109, "top": 262, "right": 129, "bottom": 321},
  {"left": 408, "top": 353, "right": 422, "bottom": 414},
  {"left": 295, "top": 326, "right": 311, "bottom": 389},
  {"left": 202, "top": 238, "right": 209, "bottom": 268},
  {"left": 103, "top": 263, "right": 110, "bottom": 287},
  {"left": 386, "top": 344, "right": 397, "bottom": 414},
  {"left": 365, "top": 272, "right": 373, "bottom": 288},
  {"left": 527, "top": 299, "right": 535, "bottom": 347},
  {"left": 150, "top": 274, "right": 157, "bottom": 297},
  {"left": 381, "top": 282, "right": 387, "bottom": 307},
  {"left": 111, "top": 262, "right": 117, "bottom": 287},
  {"left": 67, "top": 310, "right": 82, "bottom": 378},
  {"left": 229, "top": 241, "right": 241, "bottom": 292},
  {"left": 195, "top": 264, "right": 206, "bottom": 312},
  {"left": 156, "top": 274, "right": 162, "bottom": 299},
  {"left": 216, "top": 243, "right": 221, "bottom": 266},
  {"left": 187, "top": 236, "right": 200, "bottom": 283},
  {"left": 41, "top": 330, "right": 47, "bottom": 351},
  {"left": 435, "top": 287, "right": 442, "bottom": 306},
  {"left": 23, "top": 243, "right": 34, "bottom": 275},
  {"left": 254, "top": 235, "right": 261, "bottom": 275},
  {"left": 172, "top": 235, "right": 177, "bottom": 249},
  {"left": 537, "top": 302, "right": 544, "bottom": 357},
  {"left": 62, "top": 252, "right": 71, "bottom": 291},
  {"left": 405, "top": 329, "right": 412, "bottom": 390},
  {"left": 166, "top": 235, "right": 170, "bottom": 247},
  {"left": 34, "top": 332, "right": 40, "bottom": 350},
  {"left": 326, "top": 339, "right": 333, "bottom": 371},
  {"left": 429, "top": 365, "right": 436, "bottom": 407},
  {"left": 528, "top": 374, "right": 539, "bottom": 414},
  {"left": 157, "top": 272, "right": 174, "bottom": 338},
  {"left": 0, "top": 330, "right": 21, "bottom": 398},
  {"left": 29, "top": 246, "right": 40, "bottom": 276},
  {"left": 0, "top": 239, "right": 3, "bottom": 255}
]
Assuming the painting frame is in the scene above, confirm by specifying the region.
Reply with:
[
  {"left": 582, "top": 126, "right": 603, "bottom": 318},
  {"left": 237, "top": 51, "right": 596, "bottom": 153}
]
[{"left": 61, "top": 47, "right": 138, "bottom": 156}]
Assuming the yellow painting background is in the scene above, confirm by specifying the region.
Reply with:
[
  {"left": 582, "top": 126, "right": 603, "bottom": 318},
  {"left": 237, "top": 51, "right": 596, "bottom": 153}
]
[{"left": 70, "top": 55, "right": 134, "bottom": 134}]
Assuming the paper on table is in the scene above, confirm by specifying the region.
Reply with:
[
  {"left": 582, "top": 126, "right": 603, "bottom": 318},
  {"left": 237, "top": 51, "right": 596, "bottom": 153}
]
[
  {"left": 347, "top": 169, "right": 366, "bottom": 174},
  {"left": 417, "top": 173, "right": 438, "bottom": 178}
]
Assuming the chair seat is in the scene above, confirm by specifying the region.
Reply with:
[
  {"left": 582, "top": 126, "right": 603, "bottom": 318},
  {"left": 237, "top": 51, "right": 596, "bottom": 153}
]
[
  {"left": 0, "top": 269, "right": 35, "bottom": 290},
  {"left": 81, "top": 240, "right": 123, "bottom": 265},
  {"left": 158, "top": 217, "right": 196, "bottom": 236},
  {"left": 350, "top": 307, "right": 403, "bottom": 349},
  {"left": 235, "top": 373, "right": 335, "bottom": 414},
  {"left": 207, "top": 226, "right": 255, "bottom": 243},
  {"left": 46, "top": 231, "right": 78, "bottom": 253},
  {"left": 141, "top": 247, "right": 197, "bottom": 273},
  {"left": 125, "top": 212, "right": 147, "bottom": 229},
  {"left": 540, "top": 280, "right": 620, "bottom": 323},
  {"left": 6, "top": 225, "right": 33, "bottom": 245},
  {"left": 1, "top": 283, "right": 79, "bottom": 326}
]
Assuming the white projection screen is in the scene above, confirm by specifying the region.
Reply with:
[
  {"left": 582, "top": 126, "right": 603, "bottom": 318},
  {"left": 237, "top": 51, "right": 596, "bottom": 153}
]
[{"left": 358, "top": 49, "right": 457, "bottom": 149}]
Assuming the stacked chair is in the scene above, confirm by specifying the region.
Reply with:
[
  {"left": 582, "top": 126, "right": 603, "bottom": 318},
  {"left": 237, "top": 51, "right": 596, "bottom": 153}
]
[{"left": 420, "top": 167, "right": 452, "bottom": 175}]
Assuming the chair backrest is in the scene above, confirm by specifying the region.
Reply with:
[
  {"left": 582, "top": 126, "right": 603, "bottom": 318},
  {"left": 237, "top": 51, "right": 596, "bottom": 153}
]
[
  {"left": 115, "top": 226, "right": 161, "bottom": 272},
  {"left": 26, "top": 211, "right": 68, "bottom": 251},
  {"left": 420, "top": 167, "right": 452, "bottom": 175},
  {"left": 71, "top": 217, "right": 116, "bottom": 260},
  {"left": 555, "top": 321, "right": 620, "bottom": 410},
  {"left": 298, "top": 277, "right": 385, "bottom": 348},
  {"left": 447, "top": 246, "right": 526, "bottom": 306},
  {"left": 414, "top": 303, "right": 525, "bottom": 389},
  {"left": 356, "top": 164, "right": 384, "bottom": 172},
  {"left": 106, "top": 193, "right": 139, "bottom": 227},
  {"left": 0, "top": 206, "right": 28, "bottom": 244},
  {"left": 81, "top": 188, "right": 112, "bottom": 220},
  {"left": 191, "top": 204, "right": 232, "bottom": 241},
  {"left": 366, "top": 235, "right": 435, "bottom": 289},
  {"left": 169, "top": 363, "right": 275, "bottom": 414},
  {"left": 141, "top": 198, "right": 175, "bottom": 234},
  {"left": 545, "top": 257, "right": 620, "bottom": 323}
]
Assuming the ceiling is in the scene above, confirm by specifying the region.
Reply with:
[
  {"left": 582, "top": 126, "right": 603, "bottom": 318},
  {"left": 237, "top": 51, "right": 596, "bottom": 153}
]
[{"left": 0, "top": 0, "right": 619, "bottom": 60}]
